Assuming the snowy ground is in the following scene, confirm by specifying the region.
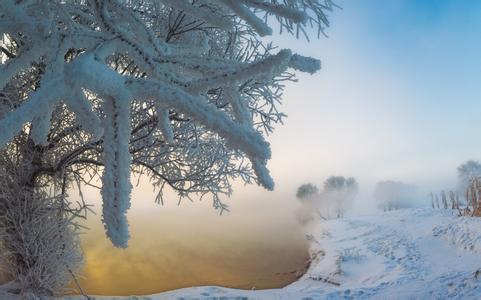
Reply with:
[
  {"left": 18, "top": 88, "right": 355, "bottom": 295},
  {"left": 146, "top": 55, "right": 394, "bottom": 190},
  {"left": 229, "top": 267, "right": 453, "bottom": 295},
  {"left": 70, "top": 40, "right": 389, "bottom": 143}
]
[{"left": 4, "top": 208, "right": 481, "bottom": 299}]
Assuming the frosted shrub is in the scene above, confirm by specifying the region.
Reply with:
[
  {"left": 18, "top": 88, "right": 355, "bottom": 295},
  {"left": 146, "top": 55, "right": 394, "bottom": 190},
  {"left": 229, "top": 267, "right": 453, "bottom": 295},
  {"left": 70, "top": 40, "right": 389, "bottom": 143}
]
[{"left": 0, "top": 164, "right": 83, "bottom": 296}]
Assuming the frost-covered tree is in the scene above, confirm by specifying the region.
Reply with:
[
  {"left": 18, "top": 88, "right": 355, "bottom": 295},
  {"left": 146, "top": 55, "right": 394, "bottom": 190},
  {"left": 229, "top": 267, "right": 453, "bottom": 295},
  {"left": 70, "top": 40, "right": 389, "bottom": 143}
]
[
  {"left": 295, "top": 182, "right": 321, "bottom": 225},
  {"left": 296, "top": 183, "right": 319, "bottom": 201},
  {"left": 323, "top": 176, "right": 358, "bottom": 218},
  {"left": 457, "top": 160, "right": 481, "bottom": 192},
  {"left": 323, "top": 176, "right": 357, "bottom": 193},
  {"left": 0, "top": 0, "right": 334, "bottom": 295}
]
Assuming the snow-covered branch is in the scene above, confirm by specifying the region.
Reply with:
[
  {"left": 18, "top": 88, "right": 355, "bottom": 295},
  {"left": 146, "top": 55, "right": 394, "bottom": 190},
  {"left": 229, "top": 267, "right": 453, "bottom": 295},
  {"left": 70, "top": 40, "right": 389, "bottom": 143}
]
[{"left": 0, "top": 0, "right": 332, "bottom": 250}]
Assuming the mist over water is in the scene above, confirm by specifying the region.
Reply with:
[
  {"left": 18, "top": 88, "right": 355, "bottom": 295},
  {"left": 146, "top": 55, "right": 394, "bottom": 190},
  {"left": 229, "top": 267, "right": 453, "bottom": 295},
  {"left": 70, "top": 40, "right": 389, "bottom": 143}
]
[
  {"left": 71, "top": 182, "right": 310, "bottom": 296},
  {"left": 68, "top": 154, "right": 462, "bottom": 296}
]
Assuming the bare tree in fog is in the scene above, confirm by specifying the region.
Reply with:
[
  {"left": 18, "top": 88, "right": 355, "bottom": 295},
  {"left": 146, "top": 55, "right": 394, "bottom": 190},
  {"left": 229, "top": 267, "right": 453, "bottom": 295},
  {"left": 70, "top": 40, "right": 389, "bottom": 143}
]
[
  {"left": 295, "top": 183, "right": 322, "bottom": 224},
  {"left": 295, "top": 176, "right": 358, "bottom": 224},
  {"left": 374, "top": 181, "right": 418, "bottom": 211},
  {"left": 296, "top": 183, "right": 320, "bottom": 201},
  {"left": 323, "top": 176, "right": 358, "bottom": 218}
]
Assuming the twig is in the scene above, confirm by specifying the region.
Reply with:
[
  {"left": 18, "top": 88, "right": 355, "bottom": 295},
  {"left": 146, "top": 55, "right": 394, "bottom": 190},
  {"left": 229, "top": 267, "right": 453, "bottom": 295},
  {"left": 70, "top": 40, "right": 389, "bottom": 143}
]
[
  {"left": 0, "top": 46, "right": 15, "bottom": 59},
  {"left": 308, "top": 275, "right": 341, "bottom": 286},
  {"left": 67, "top": 266, "right": 90, "bottom": 299}
]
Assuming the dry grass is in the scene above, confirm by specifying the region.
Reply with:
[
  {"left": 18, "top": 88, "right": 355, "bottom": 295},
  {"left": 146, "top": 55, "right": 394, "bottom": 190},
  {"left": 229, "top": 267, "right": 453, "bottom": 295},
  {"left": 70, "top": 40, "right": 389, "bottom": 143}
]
[
  {"left": 431, "top": 177, "right": 481, "bottom": 217},
  {"left": 464, "top": 178, "right": 481, "bottom": 217}
]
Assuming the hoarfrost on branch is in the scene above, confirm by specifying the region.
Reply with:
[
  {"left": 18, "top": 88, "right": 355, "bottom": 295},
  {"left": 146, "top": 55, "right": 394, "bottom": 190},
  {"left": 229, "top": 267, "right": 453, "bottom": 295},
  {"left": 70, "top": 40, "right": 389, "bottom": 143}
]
[{"left": 0, "top": 0, "right": 333, "bottom": 247}]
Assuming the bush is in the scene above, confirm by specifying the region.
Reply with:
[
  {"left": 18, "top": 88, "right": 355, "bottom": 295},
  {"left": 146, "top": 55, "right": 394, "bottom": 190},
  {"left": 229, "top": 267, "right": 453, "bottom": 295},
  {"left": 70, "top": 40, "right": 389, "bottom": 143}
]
[{"left": 0, "top": 167, "right": 83, "bottom": 296}]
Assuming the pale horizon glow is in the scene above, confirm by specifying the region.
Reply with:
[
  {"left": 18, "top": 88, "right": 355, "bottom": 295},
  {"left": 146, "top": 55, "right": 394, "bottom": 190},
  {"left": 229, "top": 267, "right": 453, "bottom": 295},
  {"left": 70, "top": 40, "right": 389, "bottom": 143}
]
[{"left": 264, "top": 0, "right": 481, "bottom": 204}]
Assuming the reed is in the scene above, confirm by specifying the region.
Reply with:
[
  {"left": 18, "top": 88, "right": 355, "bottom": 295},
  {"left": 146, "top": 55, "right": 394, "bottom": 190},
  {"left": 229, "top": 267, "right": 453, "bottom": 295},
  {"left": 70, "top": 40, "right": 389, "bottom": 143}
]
[
  {"left": 466, "top": 178, "right": 481, "bottom": 217},
  {"left": 431, "top": 177, "right": 481, "bottom": 217}
]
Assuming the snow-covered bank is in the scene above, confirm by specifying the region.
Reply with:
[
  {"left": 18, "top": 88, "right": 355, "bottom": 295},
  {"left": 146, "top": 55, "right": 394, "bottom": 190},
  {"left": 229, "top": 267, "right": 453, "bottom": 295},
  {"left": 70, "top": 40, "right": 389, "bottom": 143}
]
[{"left": 8, "top": 208, "right": 481, "bottom": 299}]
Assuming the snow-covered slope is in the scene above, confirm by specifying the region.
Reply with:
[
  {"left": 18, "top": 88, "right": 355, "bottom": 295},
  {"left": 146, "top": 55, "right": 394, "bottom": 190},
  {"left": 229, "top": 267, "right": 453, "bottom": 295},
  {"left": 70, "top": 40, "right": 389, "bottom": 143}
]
[{"left": 18, "top": 208, "right": 481, "bottom": 299}]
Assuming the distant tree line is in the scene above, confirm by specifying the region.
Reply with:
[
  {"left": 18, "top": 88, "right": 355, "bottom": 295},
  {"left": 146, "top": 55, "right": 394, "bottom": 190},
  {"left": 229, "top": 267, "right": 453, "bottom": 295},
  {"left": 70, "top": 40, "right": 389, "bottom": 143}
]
[{"left": 296, "top": 176, "right": 358, "bottom": 223}]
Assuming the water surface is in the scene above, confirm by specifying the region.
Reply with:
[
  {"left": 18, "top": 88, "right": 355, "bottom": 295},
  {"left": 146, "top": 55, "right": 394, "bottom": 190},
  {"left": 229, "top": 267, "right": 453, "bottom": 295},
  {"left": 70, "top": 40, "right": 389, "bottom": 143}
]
[{"left": 74, "top": 184, "right": 309, "bottom": 296}]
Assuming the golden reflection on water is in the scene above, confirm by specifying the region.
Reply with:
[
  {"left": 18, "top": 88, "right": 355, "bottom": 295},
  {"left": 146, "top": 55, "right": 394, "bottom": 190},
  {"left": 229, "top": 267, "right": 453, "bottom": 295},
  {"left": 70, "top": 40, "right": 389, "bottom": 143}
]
[{"left": 74, "top": 187, "right": 309, "bottom": 296}]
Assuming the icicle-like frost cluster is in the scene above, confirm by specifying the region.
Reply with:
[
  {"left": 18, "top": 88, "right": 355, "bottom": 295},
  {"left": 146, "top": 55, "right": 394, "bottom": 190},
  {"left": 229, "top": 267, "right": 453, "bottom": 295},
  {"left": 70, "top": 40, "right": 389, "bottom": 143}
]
[{"left": 0, "top": 0, "right": 332, "bottom": 247}]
